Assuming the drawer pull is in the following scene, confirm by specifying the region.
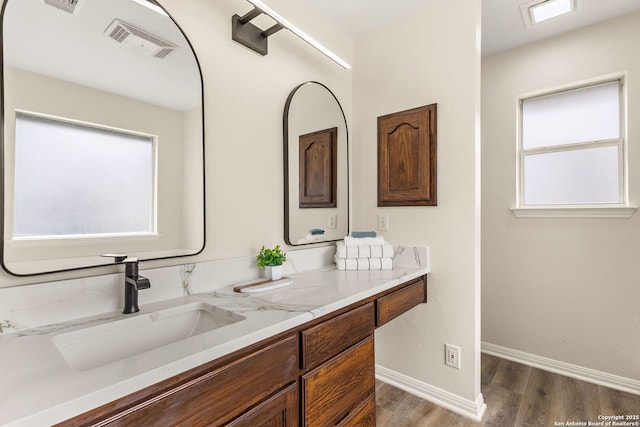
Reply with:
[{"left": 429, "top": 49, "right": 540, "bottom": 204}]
[{"left": 335, "top": 410, "right": 350, "bottom": 425}]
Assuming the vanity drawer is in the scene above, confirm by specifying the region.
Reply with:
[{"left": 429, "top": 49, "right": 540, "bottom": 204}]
[
  {"left": 302, "top": 337, "right": 375, "bottom": 427},
  {"left": 301, "top": 302, "right": 374, "bottom": 371},
  {"left": 376, "top": 277, "right": 426, "bottom": 327},
  {"left": 339, "top": 395, "right": 376, "bottom": 427},
  {"left": 91, "top": 334, "right": 298, "bottom": 426}
]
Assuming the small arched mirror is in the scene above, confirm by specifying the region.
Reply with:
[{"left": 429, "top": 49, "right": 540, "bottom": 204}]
[
  {"left": 284, "top": 81, "right": 349, "bottom": 245},
  {"left": 1, "top": 0, "right": 205, "bottom": 277}
]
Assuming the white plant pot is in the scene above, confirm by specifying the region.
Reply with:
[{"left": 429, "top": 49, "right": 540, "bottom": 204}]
[{"left": 264, "top": 265, "right": 283, "bottom": 281}]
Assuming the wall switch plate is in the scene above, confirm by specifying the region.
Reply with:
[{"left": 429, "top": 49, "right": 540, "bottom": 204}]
[
  {"left": 328, "top": 214, "right": 337, "bottom": 229},
  {"left": 445, "top": 344, "right": 461, "bottom": 369},
  {"left": 378, "top": 214, "right": 389, "bottom": 231}
]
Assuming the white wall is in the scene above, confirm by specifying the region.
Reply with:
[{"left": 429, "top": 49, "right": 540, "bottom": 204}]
[
  {"left": 482, "top": 13, "right": 640, "bottom": 383},
  {"left": 353, "top": 0, "right": 483, "bottom": 415}
]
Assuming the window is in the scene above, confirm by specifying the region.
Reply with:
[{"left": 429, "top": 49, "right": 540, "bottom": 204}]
[
  {"left": 518, "top": 80, "right": 626, "bottom": 210},
  {"left": 13, "top": 112, "right": 155, "bottom": 239}
]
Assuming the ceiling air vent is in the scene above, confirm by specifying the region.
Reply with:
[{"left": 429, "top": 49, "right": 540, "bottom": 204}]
[
  {"left": 39, "top": 0, "right": 82, "bottom": 15},
  {"left": 104, "top": 19, "right": 177, "bottom": 59}
]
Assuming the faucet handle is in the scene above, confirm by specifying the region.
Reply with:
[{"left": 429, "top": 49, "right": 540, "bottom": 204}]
[
  {"left": 101, "top": 254, "right": 140, "bottom": 264},
  {"left": 101, "top": 253, "right": 128, "bottom": 263}
]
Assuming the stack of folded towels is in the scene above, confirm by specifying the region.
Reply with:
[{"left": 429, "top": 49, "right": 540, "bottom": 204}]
[{"left": 335, "top": 231, "right": 394, "bottom": 270}]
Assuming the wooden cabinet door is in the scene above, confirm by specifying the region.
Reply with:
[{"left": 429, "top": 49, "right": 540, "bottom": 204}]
[
  {"left": 302, "top": 337, "right": 375, "bottom": 427},
  {"left": 226, "top": 383, "right": 298, "bottom": 427},
  {"left": 377, "top": 104, "right": 437, "bottom": 206}
]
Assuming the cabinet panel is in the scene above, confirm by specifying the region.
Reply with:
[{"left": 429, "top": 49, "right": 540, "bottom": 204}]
[
  {"left": 302, "top": 337, "right": 375, "bottom": 427},
  {"left": 96, "top": 335, "right": 298, "bottom": 426},
  {"left": 301, "top": 302, "right": 374, "bottom": 371},
  {"left": 376, "top": 278, "right": 426, "bottom": 327},
  {"left": 226, "top": 383, "right": 298, "bottom": 427},
  {"left": 339, "top": 396, "right": 376, "bottom": 427}
]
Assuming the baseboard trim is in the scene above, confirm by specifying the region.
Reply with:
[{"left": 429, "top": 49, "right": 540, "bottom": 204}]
[
  {"left": 482, "top": 342, "right": 640, "bottom": 396},
  {"left": 375, "top": 364, "right": 487, "bottom": 422}
]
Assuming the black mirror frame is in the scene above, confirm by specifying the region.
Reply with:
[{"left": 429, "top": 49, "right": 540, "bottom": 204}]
[{"left": 283, "top": 81, "right": 349, "bottom": 246}]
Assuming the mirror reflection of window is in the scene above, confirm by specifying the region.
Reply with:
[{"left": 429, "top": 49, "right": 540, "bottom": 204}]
[{"left": 14, "top": 112, "right": 155, "bottom": 238}]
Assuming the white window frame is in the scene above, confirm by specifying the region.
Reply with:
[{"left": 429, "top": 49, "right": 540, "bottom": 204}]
[{"left": 512, "top": 77, "right": 636, "bottom": 218}]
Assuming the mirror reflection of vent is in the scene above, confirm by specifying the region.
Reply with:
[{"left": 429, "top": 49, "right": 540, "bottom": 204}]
[
  {"left": 104, "top": 19, "right": 177, "bottom": 59},
  {"left": 39, "top": 0, "right": 82, "bottom": 15}
]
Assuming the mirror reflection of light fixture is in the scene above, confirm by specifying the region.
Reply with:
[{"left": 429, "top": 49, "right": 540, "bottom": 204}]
[
  {"left": 520, "top": 0, "right": 578, "bottom": 27},
  {"left": 232, "top": 0, "right": 351, "bottom": 70}
]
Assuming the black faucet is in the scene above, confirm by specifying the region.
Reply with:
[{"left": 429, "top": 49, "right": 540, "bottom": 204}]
[
  {"left": 101, "top": 254, "right": 151, "bottom": 314},
  {"left": 122, "top": 258, "right": 151, "bottom": 314}
]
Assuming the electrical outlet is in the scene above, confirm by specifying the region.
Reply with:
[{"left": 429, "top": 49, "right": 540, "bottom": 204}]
[
  {"left": 378, "top": 214, "right": 389, "bottom": 231},
  {"left": 445, "top": 344, "right": 461, "bottom": 369},
  {"left": 328, "top": 214, "right": 337, "bottom": 229}
]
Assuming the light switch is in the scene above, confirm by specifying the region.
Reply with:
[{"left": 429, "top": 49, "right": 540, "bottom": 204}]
[{"left": 328, "top": 214, "right": 337, "bottom": 229}]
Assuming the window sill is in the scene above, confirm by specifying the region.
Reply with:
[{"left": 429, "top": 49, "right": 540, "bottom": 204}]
[{"left": 511, "top": 206, "right": 637, "bottom": 218}]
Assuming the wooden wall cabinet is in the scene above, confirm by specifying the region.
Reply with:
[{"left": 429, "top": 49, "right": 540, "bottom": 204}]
[
  {"left": 60, "top": 276, "right": 427, "bottom": 427},
  {"left": 378, "top": 104, "right": 437, "bottom": 206}
]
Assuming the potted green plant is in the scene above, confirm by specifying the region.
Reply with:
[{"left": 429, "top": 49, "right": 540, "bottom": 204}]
[{"left": 257, "top": 245, "right": 287, "bottom": 281}]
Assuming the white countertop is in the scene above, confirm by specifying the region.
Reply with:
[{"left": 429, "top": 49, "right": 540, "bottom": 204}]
[{"left": 0, "top": 265, "right": 428, "bottom": 426}]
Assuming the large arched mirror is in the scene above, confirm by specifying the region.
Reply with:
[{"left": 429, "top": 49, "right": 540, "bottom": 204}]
[
  {"left": 0, "top": 0, "right": 205, "bottom": 276},
  {"left": 284, "top": 81, "right": 348, "bottom": 245}
]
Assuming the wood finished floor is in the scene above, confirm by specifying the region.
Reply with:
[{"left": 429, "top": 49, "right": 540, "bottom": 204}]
[{"left": 376, "top": 354, "right": 640, "bottom": 426}]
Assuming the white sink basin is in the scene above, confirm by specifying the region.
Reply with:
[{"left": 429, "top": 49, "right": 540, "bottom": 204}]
[{"left": 51, "top": 302, "right": 245, "bottom": 371}]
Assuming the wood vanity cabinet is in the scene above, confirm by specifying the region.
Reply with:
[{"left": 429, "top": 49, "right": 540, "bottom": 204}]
[
  {"left": 59, "top": 334, "right": 299, "bottom": 427},
  {"left": 60, "top": 275, "right": 426, "bottom": 427},
  {"left": 300, "top": 303, "right": 376, "bottom": 426},
  {"left": 298, "top": 275, "right": 426, "bottom": 426}
]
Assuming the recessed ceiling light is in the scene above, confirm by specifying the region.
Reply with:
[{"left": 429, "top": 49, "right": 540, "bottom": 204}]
[
  {"left": 520, "top": 0, "right": 578, "bottom": 28},
  {"left": 530, "top": 0, "right": 573, "bottom": 23}
]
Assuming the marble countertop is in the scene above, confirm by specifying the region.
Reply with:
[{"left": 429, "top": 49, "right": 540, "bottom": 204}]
[{"left": 0, "top": 265, "right": 428, "bottom": 426}]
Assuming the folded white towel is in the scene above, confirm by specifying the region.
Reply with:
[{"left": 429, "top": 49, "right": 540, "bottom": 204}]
[
  {"left": 370, "top": 245, "right": 383, "bottom": 258},
  {"left": 335, "top": 242, "right": 347, "bottom": 259},
  {"left": 381, "top": 243, "right": 394, "bottom": 258},
  {"left": 344, "top": 236, "right": 385, "bottom": 246},
  {"left": 335, "top": 255, "right": 393, "bottom": 271},
  {"left": 369, "top": 258, "right": 381, "bottom": 270},
  {"left": 358, "top": 245, "right": 371, "bottom": 258},
  {"left": 346, "top": 245, "right": 358, "bottom": 259},
  {"left": 345, "top": 259, "right": 358, "bottom": 270}
]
